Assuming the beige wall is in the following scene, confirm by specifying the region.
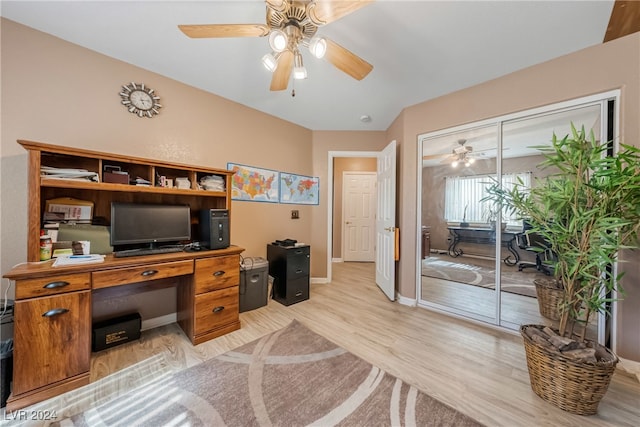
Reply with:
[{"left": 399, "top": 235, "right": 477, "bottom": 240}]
[
  {"left": 398, "top": 33, "right": 640, "bottom": 360},
  {"left": 332, "top": 157, "right": 377, "bottom": 258}
]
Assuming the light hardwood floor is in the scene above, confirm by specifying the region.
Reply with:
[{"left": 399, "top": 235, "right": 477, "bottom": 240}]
[{"left": 5, "top": 262, "right": 640, "bottom": 426}]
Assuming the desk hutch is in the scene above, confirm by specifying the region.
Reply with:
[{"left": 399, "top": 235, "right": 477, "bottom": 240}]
[{"left": 3, "top": 140, "right": 244, "bottom": 411}]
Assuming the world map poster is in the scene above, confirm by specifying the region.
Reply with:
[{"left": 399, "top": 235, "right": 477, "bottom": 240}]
[
  {"left": 279, "top": 173, "right": 320, "bottom": 205},
  {"left": 227, "top": 163, "right": 279, "bottom": 203}
]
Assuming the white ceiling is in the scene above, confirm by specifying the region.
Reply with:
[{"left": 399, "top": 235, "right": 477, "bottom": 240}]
[
  {"left": 421, "top": 104, "right": 602, "bottom": 166},
  {"left": 0, "top": 0, "right": 614, "bottom": 131}
]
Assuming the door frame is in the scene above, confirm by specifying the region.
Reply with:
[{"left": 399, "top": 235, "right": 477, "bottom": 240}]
[
  {"left": 326, "top": 151, "right": 378, "bottom": 283},
  {"left": 341, "top": 171, "right": 377, "bottom": 262}
]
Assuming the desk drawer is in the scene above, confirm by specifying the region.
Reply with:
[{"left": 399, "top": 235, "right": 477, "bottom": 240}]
[
  {"left": 194, "top": 286, "right": 239, "bottom": 336},
  {"left": 93, "top": 260, "right": 193, "bottom": 289},
  {"left": 16, "top": 273, "right": 91, "bottom": 299},
  {"left": 195, "top": 255, "right": 240, "bottom": 294}
]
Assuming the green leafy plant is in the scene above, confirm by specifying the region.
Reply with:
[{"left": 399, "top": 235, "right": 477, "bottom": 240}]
[{"left": 486, "top": 124, "right": 640, "bottom": 341}]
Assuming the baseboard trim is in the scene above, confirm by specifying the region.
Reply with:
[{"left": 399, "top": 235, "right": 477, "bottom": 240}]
[
  {"left": 311, "top": 277, "right": 329, "bottom": 284},
  {"left": 396, "top": 294, "right": 416, "bottom": 306},
  {"left": 332, "top": 258, "right": 343, "bottom": 263},
  {"left": 141, "top": 313, "right": 177, "bottom": 331}
]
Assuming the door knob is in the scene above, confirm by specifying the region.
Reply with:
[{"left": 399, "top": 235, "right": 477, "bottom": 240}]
[{"left": 384, "top": 226, "right": 396, "bottom": 232}]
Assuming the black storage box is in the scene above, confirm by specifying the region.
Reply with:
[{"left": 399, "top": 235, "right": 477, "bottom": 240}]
[{"left": 92, "top": 313, "right": 141, "bottom": 352}]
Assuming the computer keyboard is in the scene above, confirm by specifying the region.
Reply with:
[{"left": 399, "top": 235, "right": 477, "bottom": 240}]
[{"left": 114, "top": 246, "right": 184, "bottom": 258}]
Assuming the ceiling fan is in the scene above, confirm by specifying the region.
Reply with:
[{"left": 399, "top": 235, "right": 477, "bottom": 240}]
[
  {"left": 178, "top": 0, "right": 374, "bottom": 91},
  {"left": 423, "top": 139, "right": 493, "bottom": 168}
]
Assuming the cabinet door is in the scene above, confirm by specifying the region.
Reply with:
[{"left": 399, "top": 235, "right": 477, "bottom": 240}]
[
  {"left": 285, "top": 276, "right": 309, "bottom": 304},
  {"left": 195, "top": 255, "right": 240, "bottom": 294},
  {"left": 194, "top": 286, "right": 239, "bottom": 336},
  {"left": 286, "top": 256, "right": 310, "bottom": 279},
  {"left": 13, "top": 291, "right": 91, "bottom": 395}
]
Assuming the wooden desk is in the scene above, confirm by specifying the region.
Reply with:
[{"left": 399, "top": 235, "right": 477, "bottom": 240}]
[
  {"left": 447, "top": 226, "right": 520, "bottom": 265},
  {"left": 2, "top": 246, "right": 243, "bottom": 411}
]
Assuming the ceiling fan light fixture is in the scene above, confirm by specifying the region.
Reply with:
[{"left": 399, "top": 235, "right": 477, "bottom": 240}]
[
  {"left": 261, "top": 52, "right": 280, "bottom": 72},
  {"left": 269, "top": 29, "right": 288, "bottom": 52},
  {"left": 308, "top": 36, "right": 327, "bottom": 59},
  {"left": 293, "top": 51, "right": 307, "bottom": 79},
  {"left": 451, "top": 160, "right": 459, "bottom": 168},
  {"left": 468, "top": 157, "right": 475, "bottom": 165},
  {"left": 293, "top": 66, "right": 308, "bottom": 80}
]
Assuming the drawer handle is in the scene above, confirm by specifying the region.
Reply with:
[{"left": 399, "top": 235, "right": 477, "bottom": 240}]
[
  {"left": 141, "top": 269, "right": 158, "bottom": 277},
  {"left": 295, "top": 292, "right": 303, "bottom": 297},
  {"left": 212, "top": 306, "right": 225, "bottom": 313},
  {"left": 42, "top": 308, "right": 69, "bottom": 318},
  {"left": 295, "top": 269, "right": 303, "bottom": 274},
  {"left": 295, "top": 250, "right": 303, "bottom": 254},
  {"left": 213, "top": 270, "right": 225, "bottom": 277},
  {"left": 43, "top": 281, "right": 70, "bottom": 289}
]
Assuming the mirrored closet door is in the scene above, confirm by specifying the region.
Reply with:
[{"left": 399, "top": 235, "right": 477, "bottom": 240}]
[
  {"left": 418, "top": 92, "right": 616, "bottom": 342},
  {"left": 420, "top": 124, "right": 499, "bottom": 324},
  {"left": 499, "top": 103, "right": 605, "bottom": 341}
]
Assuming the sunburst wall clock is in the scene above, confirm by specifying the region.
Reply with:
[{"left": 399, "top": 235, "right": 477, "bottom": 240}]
[{"left": 119, "top": 82, "right": 162, "bottom": 118}]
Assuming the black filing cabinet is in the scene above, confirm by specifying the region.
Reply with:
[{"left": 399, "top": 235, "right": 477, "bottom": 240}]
[{"left": 267, "top": 244, "right": 310, "bottom": 306}]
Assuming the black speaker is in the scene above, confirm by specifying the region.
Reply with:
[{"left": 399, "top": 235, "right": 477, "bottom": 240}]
[{"left": 200, "top": 209, "right": 230, "bottom": 249}]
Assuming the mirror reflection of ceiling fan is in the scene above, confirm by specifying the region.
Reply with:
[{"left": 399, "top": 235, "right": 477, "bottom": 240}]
[
  {"left": 178, "top": 0, "right": 373, "bottom": 92},
  {"left": 423, "top": 139, "right": 500, "bottom": 168}
]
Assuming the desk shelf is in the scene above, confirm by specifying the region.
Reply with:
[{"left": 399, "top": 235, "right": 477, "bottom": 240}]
[{"left": 20, "top": 139, "right": 233, "bottom": 262}]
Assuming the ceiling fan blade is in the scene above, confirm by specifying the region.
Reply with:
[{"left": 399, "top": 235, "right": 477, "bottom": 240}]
[
  {"left": 178, "top": 24, "right": 270, "bottom": 38},
  {"left": 440, "top": 156, "right": 456, "bottom": 164},
  {"left": 270, "top": 50, "right": 294, "bottom": 91},
  {"left": 307, "top": 0, "right": 372, "bottom": 25},
  {"left": 324, "top": 38, "right": 373, "bottom": 81},
  {"left": 422, "top": 153, "right": 447, "bottom": 160}
]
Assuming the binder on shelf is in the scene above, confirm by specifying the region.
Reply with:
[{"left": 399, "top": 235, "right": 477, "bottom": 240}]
[{"left": 45, "top": 197, "right": 94, "bottom": 221}]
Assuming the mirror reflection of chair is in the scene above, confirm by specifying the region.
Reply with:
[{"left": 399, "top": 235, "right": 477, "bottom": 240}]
[{"left": 516, "top": 226, "right": 554, "bottom": 276}]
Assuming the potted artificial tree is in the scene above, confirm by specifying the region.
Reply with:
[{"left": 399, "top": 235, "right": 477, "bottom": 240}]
[{"left": 486, "top": 124, "right": 640, "bottom": 415}]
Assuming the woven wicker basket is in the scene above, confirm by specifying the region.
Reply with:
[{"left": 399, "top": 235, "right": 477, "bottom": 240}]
[
  {"left": 520, "top": 324, "right": 618, "bottom": 415},
  {"left": 534, "top": 278, "right": 563, "bottom": 321}
]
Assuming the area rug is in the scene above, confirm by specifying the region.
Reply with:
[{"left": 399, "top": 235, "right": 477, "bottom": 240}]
[
  {"left": 421, "top": 256, "right": 538, "bottom": 298},
  {"left": 53, "top": 320, "right": 483, "bottom": 427}
]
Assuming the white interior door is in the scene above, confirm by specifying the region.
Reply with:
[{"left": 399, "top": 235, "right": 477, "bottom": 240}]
[
  {"left": 375, "top": 140, "right": 397, "bottom": 300},
  {"left": 343, "top": 172, "right": 376, "bottom": 262}
]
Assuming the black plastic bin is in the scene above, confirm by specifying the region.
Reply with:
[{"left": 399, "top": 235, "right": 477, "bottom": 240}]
[
  {"left": 239, "top": 257, "right": 269, "bottom": 313},
  {"left": 1, "top": 338, "right": 12, "bottom": 408},
  {"left": 1, "top": 299, "right": 14, "bottom": 408}
]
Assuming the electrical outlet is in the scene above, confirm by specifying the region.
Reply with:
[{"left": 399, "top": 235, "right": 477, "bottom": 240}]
[{"left": 291, "top": 210, "right": 299, "bottom": 219}]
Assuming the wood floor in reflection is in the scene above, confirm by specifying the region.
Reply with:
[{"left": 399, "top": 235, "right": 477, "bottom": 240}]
[
  {"left": 420, "top": 254, "right": 597, "bottom": 339},
  {"left": 8, "top": 262, "right": 640, "bottom": 426}
]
